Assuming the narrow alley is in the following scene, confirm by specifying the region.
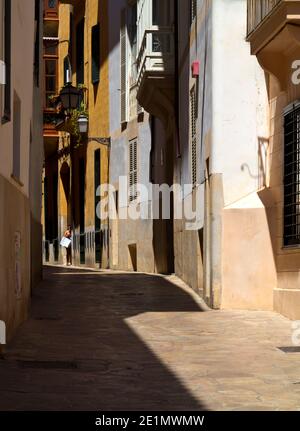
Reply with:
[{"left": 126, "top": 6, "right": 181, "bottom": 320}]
[{"left": 0, "top": 266, "right": 299, "bottom": 411}]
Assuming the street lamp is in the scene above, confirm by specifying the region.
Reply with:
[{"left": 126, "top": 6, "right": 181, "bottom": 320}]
[
  {"left": 59, "top": 83, "right": 81, "bottom": 111},
  {"left": 77, "top": 114, "right": 88, "bottom": 133}
]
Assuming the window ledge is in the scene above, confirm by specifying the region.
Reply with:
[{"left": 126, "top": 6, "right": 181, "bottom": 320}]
[{"left": 11, "top": 174, "right": 24, "bottom": 187}]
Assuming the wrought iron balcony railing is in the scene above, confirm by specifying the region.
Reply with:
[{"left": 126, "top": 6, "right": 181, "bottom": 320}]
[{"left": 247, "top": 0, "right": 282, "bottom": 36}]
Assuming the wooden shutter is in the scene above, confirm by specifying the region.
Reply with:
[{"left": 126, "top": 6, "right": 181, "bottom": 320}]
[
  {"left": 190, "top": 86, "right": 197, "bottom": 187},
  {"left": 120, "top": 8, "right": 128, "bottom": 123},
  {"left": 13, "top": 92, "right": 21, "bottom": 180},
  {"left": 129, "top": 139, "right": 137, "bottom": 201},
  {"left": 92, "top": 23, "right": 100, "bottom": 84},
  {"left": 3, "top": 0, "right": 11, "bottom": 121},
  {"left": 34, "top": 0, "right": 40, "bottom": 86},
  {"left": 76, "top": 18, "right": 84, "bottom": 85}
]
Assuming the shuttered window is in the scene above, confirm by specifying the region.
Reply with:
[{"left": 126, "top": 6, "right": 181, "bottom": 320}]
[
  {"left": 190, "top": 86, "right": 197, "bottom": 187},
  {"left": 13, "top": 92, "right": 21, "bottom": 181},
  {"left": 284, "top": 103, "right": 300, "bottom": 246},
  {"left": 69, "top": 12, "right": 73, "bottom": 63},
  {"left": 92, "top": 23, "right": 100, "bottom": 84},
  {"left": 34, "top": 0, "right": 40, "bottom": 87},
  {"left": 191, "top": 0, "right": 197, "bottom": 23},
  {"left": 76, "top": 18, "right": 84, "bottom": 86},
  {"left": 120, "top": 8, "right": 128, "bottom": 123},
  {"left": 2, "top": 0, "right": 11, "bottom": 122},
  {"left": 129, "top": 139, "right": 138, "bottom": 202}
]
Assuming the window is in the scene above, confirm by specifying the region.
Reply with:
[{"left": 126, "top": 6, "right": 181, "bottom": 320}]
[
  {"left": 191, "top": 0, "right": 197, "bottom": 24},
  {"left": 2, "top": 0, "right": 11, "bottom": 122},
  {"left": 43, "top": 40, "right": 58, "bottom": 109},
  {"left": 94, "top": 149, "right": 101, "bottom": 263},
  {"left": 48, "top": 0, "right": 56, "bottom": 8},
  {"left": 91, "top": 23, "right": 100, "bottom": 84},
  {"left": 64, "top": 55, "right": 71, "bottom": 84},
  {"left": 120, "top": 8, "right": 127, "bottom": 123},
  {"left": 79, "top": 157, "right": 85, "bottom": 264},
  {"left": 153, "top": 0, "right": 171, "bottom": 26},
  {"left": 12, "top": 92, "right": 21, "bottom": 181},
  {"left": 34, "top": 0, "right": 40, "bottom": 86},
  {"left": 129, "top": 139, "right": 138, "bottom": 202},
  {"left": 76, "top": 18, "right": 84, "bottom": 86},
  {"left": 69, "top": 12, "right": 73, "bottom": 62},
  {"left": 190, "top": 85, "right": 198, "bottom": 187},
  {"left": 284, "top": 103, "right": 300, "bottom": 246}
]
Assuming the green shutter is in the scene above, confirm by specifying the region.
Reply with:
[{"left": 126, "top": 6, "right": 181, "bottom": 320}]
[{"left": 92, "top": 24, "right": 100, "bottom": 84}]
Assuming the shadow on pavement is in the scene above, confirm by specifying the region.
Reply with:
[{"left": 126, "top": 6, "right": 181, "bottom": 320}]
[{"left": 0, "top": 266, "right": 208, "bottom": 411}]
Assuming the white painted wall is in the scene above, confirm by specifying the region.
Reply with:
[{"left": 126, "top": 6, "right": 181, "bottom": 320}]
[{"left": 212, "top": 0, "right": 269, "bottom": 207}]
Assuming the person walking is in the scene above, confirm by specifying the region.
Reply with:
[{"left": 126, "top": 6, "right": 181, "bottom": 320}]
[{"left": 64, "top": 225, "right": 72, "bottom": 266}]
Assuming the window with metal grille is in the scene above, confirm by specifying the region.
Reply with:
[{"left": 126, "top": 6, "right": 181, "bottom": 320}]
[
  {"left": 191, "top": 0, "right": 197, "bottom": 23},
  {"left": 91, "top": 23, "right": 100, "bottom": 84},
  {"left": 284, "top": 103, "right": 300, "bottom": 246},
  {"left": 129, "top": 139, "right": 138, "bottom": 202},
  {"left": 120, "top": 8, "right": 128, "bottom": 123},
  {"left": 190, "top": 85, "right": 197, "bottom": 187}
]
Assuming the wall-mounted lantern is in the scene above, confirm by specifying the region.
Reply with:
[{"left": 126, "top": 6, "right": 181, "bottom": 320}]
[
  {"left": 59, "top": 83, "right": 81, "bottom": 111},
  {"left": 77, "top": 114, "right": 88, "bottom": 134}
]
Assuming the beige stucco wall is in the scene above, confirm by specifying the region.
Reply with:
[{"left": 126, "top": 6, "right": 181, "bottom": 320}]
[
  {"left": 0, "top": 0, "right": 43, "bottom": 341},
  {"left": 222, "top": 194, "right": 276, "bottom": 311}
]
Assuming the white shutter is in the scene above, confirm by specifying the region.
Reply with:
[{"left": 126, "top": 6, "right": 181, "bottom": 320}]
[
  {"left": 120, "top": 9, "right": 128, "bottom": 123},
  {"left": 190, "top": 86, "right": 197, "bottom": 187}
]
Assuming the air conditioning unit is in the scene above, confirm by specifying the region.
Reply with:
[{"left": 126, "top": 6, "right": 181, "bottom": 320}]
[{"left": 0, "top": 60, "right": 5, "bottom": 85}]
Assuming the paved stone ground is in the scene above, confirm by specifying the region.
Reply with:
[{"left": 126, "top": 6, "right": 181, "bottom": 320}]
[{"left": 0, "top": 265, "right": 300, "bottom": 411}]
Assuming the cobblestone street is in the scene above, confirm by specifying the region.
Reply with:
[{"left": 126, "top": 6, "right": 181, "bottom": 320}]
[{"left": 0, "top": 266, "right": 299, "bottom": 411}]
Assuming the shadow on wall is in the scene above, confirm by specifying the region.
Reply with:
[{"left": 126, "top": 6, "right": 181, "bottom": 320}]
[{"left": 0, "top": 266, "right": 208, "bottom": 411}]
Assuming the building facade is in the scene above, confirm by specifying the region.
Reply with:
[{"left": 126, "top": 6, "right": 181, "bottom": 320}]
[
  {"left": 40, "top": 0, "right": 300, "bottom": 321},
  {"left": 43, "top": 0, "right": 110, "bottom": 269},
  {"left": 125, "top": 0, "right": 275, "bottom": 313},
  {"left": 0, "top": 0, "right": 43, "bottom": 341},
  {"left": 247, "top": 0, "right": 300, "bottom": 319}
]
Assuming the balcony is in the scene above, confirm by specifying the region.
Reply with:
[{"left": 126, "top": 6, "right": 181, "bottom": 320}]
[
  {"left": 247, "top": 0, "right": 281, "bottom": 36},
  {"left": 136, "top": 0, "right": 174, "bottom": 124},
  {"left": 247, "top": 0, "right": 300, "bottom": 90},
  {"left": 247, "top": 0, "right": 300, "bottom": 54}
]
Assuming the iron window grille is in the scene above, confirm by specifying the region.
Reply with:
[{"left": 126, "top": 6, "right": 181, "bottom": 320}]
[
  {"left": 191, "top": 0, "right": 197, "bottom": 23},
  {"left": 129, "top": 139, "right": 138, "bottom": 202},
  {"left": 190, "top": 85, "right": 197, "bottom": 188},
  {"left": 284, "top": 102, "right": 300, "bottom": 246}
]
